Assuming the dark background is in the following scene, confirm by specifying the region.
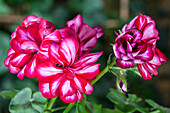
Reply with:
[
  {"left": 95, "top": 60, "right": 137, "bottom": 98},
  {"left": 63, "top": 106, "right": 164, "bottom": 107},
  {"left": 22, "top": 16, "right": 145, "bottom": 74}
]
[{"left": 0, "top": 0, "right": 169, "bottom": 112}]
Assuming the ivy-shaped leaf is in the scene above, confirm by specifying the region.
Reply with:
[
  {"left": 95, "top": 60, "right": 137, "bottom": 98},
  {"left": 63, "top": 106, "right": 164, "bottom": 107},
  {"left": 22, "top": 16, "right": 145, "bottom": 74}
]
[
  {"left": 0, "top": 90, "right": 19, "bottom": 99},
  {"left": 8, "top": 88, "right": 47, "bottom": 113}
]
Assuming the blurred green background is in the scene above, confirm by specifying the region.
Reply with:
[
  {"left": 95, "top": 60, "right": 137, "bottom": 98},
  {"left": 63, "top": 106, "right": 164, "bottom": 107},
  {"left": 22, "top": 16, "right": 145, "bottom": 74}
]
[{"left": 0, "top": 0, "right": 169, "bottom": 112}]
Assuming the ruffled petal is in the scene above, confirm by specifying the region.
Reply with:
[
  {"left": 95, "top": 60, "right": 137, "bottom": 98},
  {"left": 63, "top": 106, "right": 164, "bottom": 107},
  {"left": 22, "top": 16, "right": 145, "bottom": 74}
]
[
  {"left": 27, "top": 26, "right": 41, "bottom": 43},
  {"left": 113, "top": 43, "right": 121, "bottom": 59},
  {"left": 148, "top": 51, "right": 161, "bottom": 66},
  {"left": 60, "top": 92, "right": 78, "bottom": 103},
  {"left": 44, "top": 29, "right": 62, "bottom": 43},
  {"left": 155, "top": 48, "right": 167, "bottom": 63},
  {"left": 67, "top": 14, "right": 83, "bottom": 33},
  {"left": 8, "top": 63, "right": 21, "bottom": 74},
  {"left": 10, "top": 53, "right": 33, "bottom": 68},
  {"left": 7, "top": 48, "right": 15, "bottom": 56},
  {"left": 143, "top": 63, "right": 158, "bottom": 76},
  {"left": 20, "top": 40, "right": 39, "bottom": 53},
  {"left": 36, "top": 61, "right": 63, "bottom": 82},
  {"left": 76, "top": 91, "right": 83, "bottom": 101},
  {"left": 17, "top": 65, "right": 26, "bottom": 79},
  {"left": 59, "top": 37, "right": 79, "bottom": 66},
  {"left": 78, "top": 23, "right": 97, "bottom": 42},
  {"left": 71, "top": 75, "right": 87, "bottom": 93},
  {"left": 24, "top": 56, "right": 38, "bottom": 78},
  {"left": 142, "top": 23, "right": 158, "bottom": 42},
  {"left": 83, "top": 36, "right": 97, "bottom": 51},
  {"left": 75, "top": 63, "right": 100, "bottom": 79},
  {"left": 22, "top": 15, "right": 42, "bottom": 27},
  {"left": 15, "top": 27, "right": 29, "bottom": 42},
  {"left": 92, "top": 26, "right": 104, "bottom": 38},
  {"left": 116, "top": 59, "right": 134, "bottom": 69},
  {"left": 59, "top": 79, "right": 76, "bottom": 97},
  {"left": 134, "top": 13, "right": 147, "bottom": 30},
  {"left": 49, "top": 75, "right": 64, "bottom": 96},
  {"left": 137, "top": 64, "right": 152, "bottom": 80},
  {"left": 135, "top": 45, "right": 153, "bottom": 61},
  {"left": 84, "top": 82, "right": 93, "bottom": 95},
  {"left": 72, "top": 52, "right": 103, "bottom": 68},
  {"left": 59, "top": 27, "right": 69, "bottom": 38},
  {"left": 39, "top": 82, "right": 56, "bottom": 99},
  {"left": 4, "top": 54, "right": 14, "bottom": 67},
  {"left": 49, "top": 43, "right": 64, "bottom": 66}
]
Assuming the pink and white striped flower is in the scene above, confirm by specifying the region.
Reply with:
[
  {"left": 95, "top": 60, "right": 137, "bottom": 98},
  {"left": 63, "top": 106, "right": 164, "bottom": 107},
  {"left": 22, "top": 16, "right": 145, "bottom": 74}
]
[
  {"left": 113, "top": 14, "right": 166, "bottom": 80},
  {"left": 36, "top": 37, "right": 103, "bottom": 103},
  {"left": 4, "top": 15, "right": 55, "bottom": 79}
]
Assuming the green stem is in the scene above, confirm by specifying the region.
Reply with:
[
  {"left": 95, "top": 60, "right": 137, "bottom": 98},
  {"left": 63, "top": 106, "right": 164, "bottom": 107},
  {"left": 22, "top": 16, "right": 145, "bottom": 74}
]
[
  {"left": 51, "top": 106, "right": 67, "bottom": 112},
  {"left": 46, "top": 97, "right": 58, "bottom": 110},
  {"left": 63, "top": 103, "right": 76, "bottom": 113},
  {"left": 90, "top": 56, "right": 116, "bottom": 85}
]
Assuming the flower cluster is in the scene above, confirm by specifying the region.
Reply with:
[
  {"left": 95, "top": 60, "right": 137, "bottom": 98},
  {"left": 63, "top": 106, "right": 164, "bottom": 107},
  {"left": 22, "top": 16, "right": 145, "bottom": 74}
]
[
  {"left": 113, "top": 14, "right": 167, "bottom": 80},
  {"left": 4, "top": 14, "right": 104, "bottom": 103}
]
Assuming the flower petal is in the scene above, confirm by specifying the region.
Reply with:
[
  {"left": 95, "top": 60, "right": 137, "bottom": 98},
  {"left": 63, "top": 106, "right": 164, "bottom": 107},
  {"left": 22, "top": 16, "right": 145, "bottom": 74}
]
[
  {"left": 49, "top": 75, "right": 64, "bottom": 96},
  {"left": 71, "top": 75, "right": 87, "bottom": 93},
  {"left": 116, "top": 59, "right": 134, "bottom": 69},
  {"left": 142, "top": 23, "right": 158, "bottom": 42},
  {"left": 76, "top": 91, "right": 83, "bottom": 101},
  {"left": 59, "top": 37, "right": 79, "bottom": 66},
  {"left": 92, "top": 26, "right": 104, "bottom": 38},
  {"left": 79, "top": 23, "right": 97, "bottom": 42},
  {"left": 67, "top": 14, "right": 83, "bottom": 33},
  {"left": 155, "top": 48, "right": 167, "bottom": 63},
  {"left": 84, "top": 82, "right": 93, "bottom": 95},
  {"left": 137, "top": 64, "right": 152, "bottom": 80},
  {"left": 135, "top": 45, "right": 153, "bottom": 61},
  {"left": 10, "top": 53, "right": 33, "bottom": 68},
  {"left": 148, "top": 51, "right": 161, "bottom": 66},
  {"left": 22, "top": 15, "right": 42, "bottom": 27},
  {"left": 49, "top": 43, "right": 64, "bottom": 66},
  {"left": 75, "top": 63, "right": 100, "bottom": 79},
  {"left": 83, "top": 36, "right": 97, "bottom": 51},
  {"left": 72, "top": 52, "right": 103, "bottom": 68},
  {"left": 20, "top": 40, "right": 39, "bottom": 53},
  {"left": 113, "top": 43, "right": 121, "bottom": 59},
  {"left": 4, "top": 54, "right": 13, "bottom": 67},
  {"left": 134, "top": 13, "right": 147, "bottom": 30},
  {"left": 36, "top": 61, "right": 63, "bottom": 82},
  {"left": 59, "top": 27, "right": 69, "bottom": 38},
  {"left": 8, "top": 63, "right": 21, "bottom": 74},
  {"left": 59, "top": 79, "right": 76, "bottom": 97},
  {"left": 60, "top": 92, "right": 78, "bottom": 103},
  {"left": 143, "top": 63, "right": 158, "bottom": 76},
  {"left": 44, "top": 29, "right": 62, "bottom": 43},
  {"left": 17, "top": 65, "right": 26, "bottom": 79},
  {"left": 25, "top": 56, "right": 38, "bottom": 78},
  {"left": 39, "top": 82, "right": 56, "bottom": 99}
]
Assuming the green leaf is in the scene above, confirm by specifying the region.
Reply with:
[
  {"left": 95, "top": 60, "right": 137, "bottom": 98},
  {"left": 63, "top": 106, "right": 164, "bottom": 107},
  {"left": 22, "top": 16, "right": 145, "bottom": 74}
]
[
  {"left": 145, "top": 99, "right": 159, "bottom": 108},
  {"left": 0, "top": 90, "right": 19, "bottom": 99},
  {"left": 32, "top": 91, "right": 47, "bottom": 104},
  {"left": 32, "top": 102, "right": 45, "bottom": 113},
  {"left": 107, "top": 53, "right": 112, "bottom": 66},
  {"left": 10, "top": 88, "right": 32, "bottom": 105},
  {"left": 107, "top": 88, "right": 126, "bottom": 104},
  {"left": 102, "top": 108, "right": 123, "bottom": 113},
  {"left": 9, "top": 88, "right": 47, "bottom": 113},
  {"left": 77, "top": 95, "right": 88, "bottom": 113},
  {"left": 9, "top": 104, "right": 39, "bottom": 113},
  {"left": 92, "top": 104, "right": 102, "bottom": 113}
]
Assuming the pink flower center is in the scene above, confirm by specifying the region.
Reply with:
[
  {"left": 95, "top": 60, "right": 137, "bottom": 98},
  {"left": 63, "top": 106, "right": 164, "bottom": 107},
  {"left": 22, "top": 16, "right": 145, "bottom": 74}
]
[{"left": 63, "top": 68, "right": 75, "bottom": 80}]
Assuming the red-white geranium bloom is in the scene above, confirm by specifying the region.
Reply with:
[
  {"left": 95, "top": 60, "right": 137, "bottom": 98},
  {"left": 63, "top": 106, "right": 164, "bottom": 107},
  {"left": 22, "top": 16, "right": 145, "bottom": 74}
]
[
  {"left": 4, "top": 15, "right": 55, "bottom": 79},
  {"left": 113, "top": 14, "right": 167, "bottom": 80},
  {"left": 36, "top": 37, "right": 102, "bottom": 103},
  {"left": 67, "top": 14, "right": 104, "bottom": 56}
]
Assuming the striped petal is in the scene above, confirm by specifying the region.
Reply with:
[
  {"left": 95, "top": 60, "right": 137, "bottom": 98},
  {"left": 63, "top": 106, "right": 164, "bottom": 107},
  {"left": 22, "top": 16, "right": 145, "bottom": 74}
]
[
  {"left": 39, "top": 82, "right": 56, "bottom": 99},
  {"left": 116, "top": 59, "right": 134, "bottom": 69},
  {"left": 36, "top": 61, "right": 63, "bottom": 82},
  {"left": 137, "top": 64, "right": 152, "bottom": 80}
]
